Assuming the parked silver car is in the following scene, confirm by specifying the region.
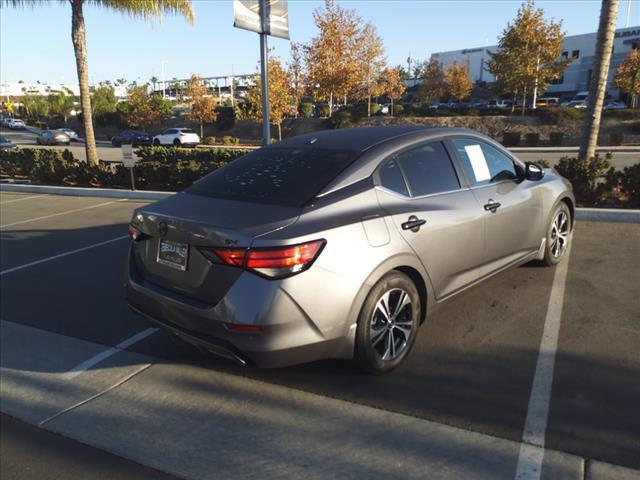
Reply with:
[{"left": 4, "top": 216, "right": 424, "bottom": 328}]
[
  {"left": 36, "top": 130, "right": 71, "bottom": 145},
  {"left": 126, "top": 126, "right": 574, "bottom": 373}
]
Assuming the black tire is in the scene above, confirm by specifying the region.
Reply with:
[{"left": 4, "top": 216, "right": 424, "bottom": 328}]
[
  {"left": 541, "top": 202, "right": 572, "bottom": 266},
  {"left": 153, "top": 139, "right": 161, "bottom": 146},
  {"left": 173, "top": 138, "right": 181, "bottom": 147},
  {"left": 354, "top": 271, "right": 421, "bottom": 374}
]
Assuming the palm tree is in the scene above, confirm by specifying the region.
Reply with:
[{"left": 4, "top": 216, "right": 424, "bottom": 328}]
[
  {"left": 4, "top": 1, "right": 194, "bottom": 165},
  {"left": 578, "top": 0, "right": 620, "bottom": 161},
  {"left": 150, "top": 76, "right": 160, "bottom": 94}
]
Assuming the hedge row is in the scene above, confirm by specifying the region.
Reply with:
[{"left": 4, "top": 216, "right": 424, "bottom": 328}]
[
  {"left": 554, "top": 154, "right": 639, "bottom": 208},
  {"left": 0, "top": 147, "right": 249, "bottom": 191}
]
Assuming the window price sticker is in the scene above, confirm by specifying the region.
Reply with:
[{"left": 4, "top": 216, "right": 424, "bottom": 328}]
[{"left": 464, "top": 144, "right": 491, "bottom": 182}]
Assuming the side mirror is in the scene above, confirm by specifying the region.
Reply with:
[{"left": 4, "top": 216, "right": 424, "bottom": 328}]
[{"left": 525, "top": 162, "right": 545, "bottom": 181}]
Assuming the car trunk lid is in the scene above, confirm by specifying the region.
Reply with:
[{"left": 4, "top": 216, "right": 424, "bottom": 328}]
[{"left": 129, "top": 192, "right": 299, "bottom": 305}]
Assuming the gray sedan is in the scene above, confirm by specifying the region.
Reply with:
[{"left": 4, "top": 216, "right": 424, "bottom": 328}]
[
  {"left": 126, "top": 126, "right": 574, "bottom": 374},
  {"left": 36, "top": 130, "right": 71, "bottom": 145}
]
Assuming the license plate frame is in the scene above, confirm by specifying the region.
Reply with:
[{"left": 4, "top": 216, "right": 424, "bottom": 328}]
[{"left": 157, "top": 239, "right": 189, "bottom": 271}]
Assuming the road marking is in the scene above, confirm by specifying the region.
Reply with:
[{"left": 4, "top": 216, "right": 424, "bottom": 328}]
[
  {"left": 61, "top": 328, "right": 158, "bottom": 380},
  {"left": 0, "top": 194, "right": 48, "bottom": 205},
  {"left": 0, "top": 198, "right": 128, "bottom": 228},
  {"left": 515, "top": 243, "right": 572, "bottom": 480},
  {"left": 39, "top": 363, "right": 153, "bottom": 426},
  {"left": 0, "top": 235, "right": 129, "bottom": 276}
]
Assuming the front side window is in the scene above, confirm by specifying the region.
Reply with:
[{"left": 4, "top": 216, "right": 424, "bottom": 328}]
[
  {"left": 395, "top": 142, "right": 460, "bottom": 197},
  {"left": 452, "top": 138, "right": 518, "bottom": 186}
]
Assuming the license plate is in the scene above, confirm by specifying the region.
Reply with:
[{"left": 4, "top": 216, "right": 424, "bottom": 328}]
[{"left": 157, "top": 239, "right": 189, "bottom": 271}]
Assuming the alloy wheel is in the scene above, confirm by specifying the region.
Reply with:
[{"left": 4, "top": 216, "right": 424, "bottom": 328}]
[
  {"left": 550, "top": 210, "right": 570, "bottom": 258},
  {"left": 370, "top": 288, "right": 414, "bottom": 361}
]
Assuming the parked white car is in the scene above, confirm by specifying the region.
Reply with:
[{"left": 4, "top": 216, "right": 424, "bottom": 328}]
[
  {"left": 152, "top": 128, "right": 200, "bottom": 147},
  {"left": 6, "top": 118, "right": 26, "bottom": 130}
]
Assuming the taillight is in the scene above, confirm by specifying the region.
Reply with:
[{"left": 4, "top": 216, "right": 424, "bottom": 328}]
[{"left": 199, "top": 240, "right": 325, "bottom": 279}]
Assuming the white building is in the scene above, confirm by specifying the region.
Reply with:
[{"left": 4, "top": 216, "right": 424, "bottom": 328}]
[
  {"left": 0, "top": 82, "right": 81, "bottom": 98},
  {"left": 430, "top": 25, "right": 640, "bottom": 100}
]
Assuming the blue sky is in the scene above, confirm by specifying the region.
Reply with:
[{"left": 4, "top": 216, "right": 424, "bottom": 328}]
[{"left": 1, "top": 0, "right": 639, "bottom": 85}]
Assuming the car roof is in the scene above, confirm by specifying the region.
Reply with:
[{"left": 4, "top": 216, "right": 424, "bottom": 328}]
[
  {"left": 268, "top": 126, "right": 475, "bottom": 153},
  {"left": 267, "top": 126, "right": 434, "bottom": 152}
]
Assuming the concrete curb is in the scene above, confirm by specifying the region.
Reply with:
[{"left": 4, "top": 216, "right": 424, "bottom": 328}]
[
  {"left": 2, "top": 183, "right": 639, "bottom": 222},
  {"left": 575, "top": 207, "right": 640, "bottom": 223},
  {"left": 0, "top": 183, "right": 173, "bottom": 201}
]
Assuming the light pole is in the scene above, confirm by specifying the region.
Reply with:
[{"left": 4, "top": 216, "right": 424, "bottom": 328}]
[
  {"left": 161, "top": 60, "right": 167, "bottom": 98},
  {"left": 259, "top": 0, "right": 270, "bottom": 146}
]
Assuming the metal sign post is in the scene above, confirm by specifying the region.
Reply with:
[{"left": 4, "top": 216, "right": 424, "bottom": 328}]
[
  {"left": 122, "top": 144, "right": 136, "bottom": 191},
  {"left": 259, "top": 0, "right": 271, "bottom": 146},
  {"left": 233, "top": 0, "right": 289, "bottom": 146}
]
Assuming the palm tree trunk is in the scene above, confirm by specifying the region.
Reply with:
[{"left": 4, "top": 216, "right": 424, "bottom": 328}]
[
  {"left": 71, "top": 0, "right": 98, "bottom": 165},
  {"left": 579, "top": 0, "right": 620, "bottom": 161}
]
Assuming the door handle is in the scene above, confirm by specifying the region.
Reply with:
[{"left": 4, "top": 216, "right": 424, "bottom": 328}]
[
  {"left": 483, "top": 199, "right": 501, "bottom": 213},
  {"left": 401, "top": 215, "right": 426, "bottom": 232}
]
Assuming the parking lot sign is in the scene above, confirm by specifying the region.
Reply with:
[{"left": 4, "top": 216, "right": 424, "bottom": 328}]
[
  {"left": 233, "top": 0, "right": 289, "bottom": 39},
  {"left": 122, "top": 144, "right": 136, "bottom": 190}
]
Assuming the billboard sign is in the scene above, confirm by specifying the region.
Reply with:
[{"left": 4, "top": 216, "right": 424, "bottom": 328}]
[{"left": 233, "top": 0, "right": 289, "bottom": 39}]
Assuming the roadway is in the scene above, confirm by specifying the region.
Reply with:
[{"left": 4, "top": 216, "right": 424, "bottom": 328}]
[
  {"left": 0, "top": 190, "right": 638, "bottom": 479},
  {"left": 2, "top": 127, "right": 638, "bottom": 169}
]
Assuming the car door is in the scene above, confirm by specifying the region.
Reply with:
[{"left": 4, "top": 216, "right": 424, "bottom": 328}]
[
  {"left": 374, "top": 140, "right": 486, "bottom": 300},
  {"left": 162, "top": 129, "right": 176, "bottom": 144},
  {"left": 449, "top": 137, "right": 543, "bottom": 271}
]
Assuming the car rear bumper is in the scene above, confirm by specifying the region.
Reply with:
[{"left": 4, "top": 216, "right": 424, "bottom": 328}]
[{"left": 125, "top": 248, "right": 353, "bottom": 368}]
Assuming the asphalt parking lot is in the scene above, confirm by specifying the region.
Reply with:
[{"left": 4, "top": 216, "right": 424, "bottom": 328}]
[{"left": 1, "top": 191, "right": 639, "bottom": 480}]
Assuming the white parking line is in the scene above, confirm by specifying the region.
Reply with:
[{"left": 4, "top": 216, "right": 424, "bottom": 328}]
[
  {"left": 0, "top": 194, "right": 48, "bottom": 205},
  {"left": 0, "top": 235, "right": 129, "bottom": 276},
  {"left": 0, "top": 198, "right": 127, "bottom": 228},
  {"left": 515, "top": 244, "right": 572, "bottom": 480},
  {"left": 61, "top": 327, "right": 158, "bottom": 380}
]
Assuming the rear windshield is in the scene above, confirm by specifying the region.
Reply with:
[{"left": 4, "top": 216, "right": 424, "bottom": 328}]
[
  {"left": 188, "top": 147, "right": 356, "bottom": 207},
  {"left": 180, "top": 129, "right": 196, "bottom": 134}
]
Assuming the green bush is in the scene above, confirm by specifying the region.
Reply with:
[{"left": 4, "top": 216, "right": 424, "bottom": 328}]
[
  {"left": 215, "top": 106, "right": 236, "bottom": 130},
  {"left": 316, "top": 104, "right": 330, "bottom": 118},
  {"left": 391, "top": 104, "right": 404, "bottom": 116},
  {"left": 538, "top": 107, "right": 583, "bottom": 125},
  {"left": 466, "top": 109, "right": 480, "bottom": 117},
  {"left": 536, "top": 159, "right": 552, "bottom": 168},
  {"left": 609, "top": 131, "right": 624, "bottom": 146},
  {"left": 135, "top": 146, "right": 246, "bottom": 164},
  {"left": 502, "top": 132, "right": 521, "bottom": 147},
  {"left": 525, "top": 133, "right": 540, "bottom": 147},
  {"left": 204, "top": 136, "right": 217, "bottom": 145},
  {"left": 602, "top": 108, "right": 640, "bottom": 120},
  {"left": 298, "top": 102, "right": 314, "bottom": 119},
  {"left": 628, "top": 121, "right": 640, "bottom": 134},
  {"left": 328, "top": 110, "right": 354, "bottom": 129},
  {"left": 555, "top": 154, "right": 611, "bottom": 205},
  {"left": 603, "top": 163, "right": 640, "bottom": 207},
  {"left": 221, "top": 135, "right": 240, "bottom": 146},
  {"left": 370, "top": 103, "right": 381, "bottom": 116},
  {"left": 549, "top": 132, "right": 564, "bottom": 146},
  {"left": 0, "top": 147, "right": 250, "bottom": 191}
]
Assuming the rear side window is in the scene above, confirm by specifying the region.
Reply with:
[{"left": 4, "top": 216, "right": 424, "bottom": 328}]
[
  {"left": 188, "top": 148, "right": 356, "bottom": 207},
  {"left": 395, "top": 142, "right": 460, "bottom": 197},
  {"left": 379, "top": 159, "right": 409, "bottom": 196},
  {"left": 452, "top": 138, "right": 518, "bottom": 186}
]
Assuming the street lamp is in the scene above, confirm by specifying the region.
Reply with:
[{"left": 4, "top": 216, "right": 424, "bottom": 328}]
[{"left": 161, "top": 60, "right": 167, "bottom": 98}]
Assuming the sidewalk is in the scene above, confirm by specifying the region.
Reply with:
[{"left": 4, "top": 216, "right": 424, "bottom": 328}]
[{"left": 2, "top": 320, "right": 638, "bottom": 480}]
